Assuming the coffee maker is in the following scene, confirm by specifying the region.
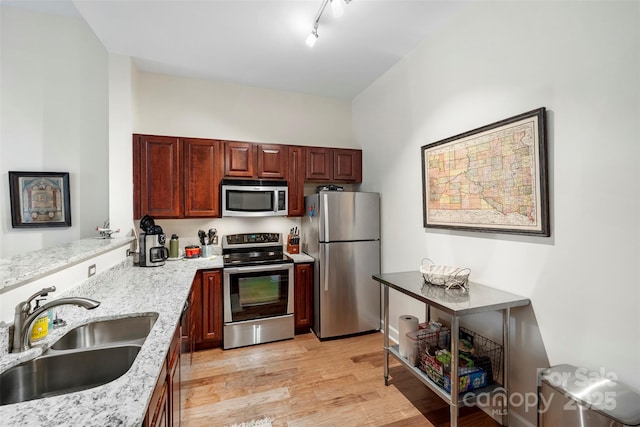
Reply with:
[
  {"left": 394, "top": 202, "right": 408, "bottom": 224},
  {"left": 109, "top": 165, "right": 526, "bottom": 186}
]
[{"left": 138, "top": 215, "right": 168, "bottom": 267}]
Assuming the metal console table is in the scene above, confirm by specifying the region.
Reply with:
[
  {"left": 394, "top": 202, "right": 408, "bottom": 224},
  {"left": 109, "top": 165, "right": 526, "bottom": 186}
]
[{"left": 373, "top": 271, "right": 530, "bottom": 427}]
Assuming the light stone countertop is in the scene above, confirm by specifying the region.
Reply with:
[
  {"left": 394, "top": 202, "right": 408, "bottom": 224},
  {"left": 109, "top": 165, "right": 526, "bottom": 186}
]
[
  {"left": 0, "top": 255, "right": 223, "bottom": 426},
  {"left": 0, "top": 237, "right": 135, "bottom": 293},
  {"left": 284, "top": 251, "right": 314, "bottom": 263}
]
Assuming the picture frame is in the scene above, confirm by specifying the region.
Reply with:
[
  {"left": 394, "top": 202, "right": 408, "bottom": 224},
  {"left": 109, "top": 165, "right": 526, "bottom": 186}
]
[
  {"left": 8, "top": 171, "right": 72, "bottom": 228},
  {"left": 421, "top": 107, "right": 549, "bottom": 236}
]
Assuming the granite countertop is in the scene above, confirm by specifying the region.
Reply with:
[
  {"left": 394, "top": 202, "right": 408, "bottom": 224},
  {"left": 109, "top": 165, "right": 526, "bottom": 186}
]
[
  {"left": 0, "top": 237, "right": 135, "bottom": 293},
  {"left": 0, "top": 255, "right": 223, "bottom": 426},
  {"left": 285, "top": 251, "right": 314, "bottom": 263}
]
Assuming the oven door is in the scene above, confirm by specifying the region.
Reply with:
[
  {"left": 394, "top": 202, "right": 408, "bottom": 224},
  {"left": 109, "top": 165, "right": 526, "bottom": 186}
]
[{"left": 223, "top": 263, "right": 294, "bottom": 323}]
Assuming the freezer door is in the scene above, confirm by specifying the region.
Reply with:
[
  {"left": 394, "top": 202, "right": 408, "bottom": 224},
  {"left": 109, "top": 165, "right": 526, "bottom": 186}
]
[
  {"left": 319, "top": 192, "right": 380, "bottom": 242},
  {"left": 315, "top": 240, "right": 381, "bottom": 339}
]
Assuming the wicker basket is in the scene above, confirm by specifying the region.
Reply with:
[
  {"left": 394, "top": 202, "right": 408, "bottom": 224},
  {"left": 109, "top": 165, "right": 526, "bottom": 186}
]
[{"left": 420, "top": 258, "right": 470, "bottom": 290}]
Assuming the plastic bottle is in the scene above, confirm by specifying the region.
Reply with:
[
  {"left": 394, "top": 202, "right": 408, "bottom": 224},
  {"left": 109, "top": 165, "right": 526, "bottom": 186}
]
[
  {"left": 30, "top": 298, "right": 49, "bottom": 342},
  {"left": 169, "top": 234, "right": 179, "bottom": 259}
]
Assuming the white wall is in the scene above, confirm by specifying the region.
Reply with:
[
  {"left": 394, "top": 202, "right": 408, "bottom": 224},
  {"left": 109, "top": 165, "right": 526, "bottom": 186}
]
[
  {"left": 0, "top": 6, "right": 109, "bottom": 257},
  {"left": 353, "top": 1, "right": 639, "bottom": 426},
  {"left": 108, "top": 54, "right": 135, "bottom": 237},
  {"left": 134, "top": 71, "right": 354, "bottom": 148}
]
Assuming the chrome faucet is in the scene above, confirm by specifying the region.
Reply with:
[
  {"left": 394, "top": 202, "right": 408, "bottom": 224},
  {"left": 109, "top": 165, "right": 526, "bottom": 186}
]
[{"left": 11, "top": 286, "right": 100, "bottom": 353}]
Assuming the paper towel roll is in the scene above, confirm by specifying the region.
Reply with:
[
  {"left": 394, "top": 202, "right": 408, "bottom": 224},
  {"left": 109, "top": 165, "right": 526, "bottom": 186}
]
[{"left": 398, "top": 315, "right": 419, "bottom": 357}]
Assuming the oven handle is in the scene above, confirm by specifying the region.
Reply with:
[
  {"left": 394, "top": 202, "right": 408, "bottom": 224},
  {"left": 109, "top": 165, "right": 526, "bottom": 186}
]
[{"left": 223, "top": 263, "right": 293, "bottom": 274}]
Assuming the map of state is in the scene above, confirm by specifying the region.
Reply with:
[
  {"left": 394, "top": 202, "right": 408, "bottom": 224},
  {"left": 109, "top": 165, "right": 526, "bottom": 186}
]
[{"left": 424, "top": 119, "right": 541, "bottom": 229}]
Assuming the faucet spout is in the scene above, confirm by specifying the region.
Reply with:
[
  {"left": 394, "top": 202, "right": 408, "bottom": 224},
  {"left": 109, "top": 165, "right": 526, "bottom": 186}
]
[{"left": 13, "top": 297, "right": 100, "bottom": 353}]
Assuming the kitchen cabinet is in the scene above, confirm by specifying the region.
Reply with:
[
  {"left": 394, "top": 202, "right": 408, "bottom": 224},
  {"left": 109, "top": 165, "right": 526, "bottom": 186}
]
[
  {"left": 333, "top": 148, "right": 362, "bottom": 182},
  {"left": 134, "top": 133, "right": 363, "bottom": 219},
  {"left": 192, "top": 270, "right": 223, "bottom": 350},
  {"left": 183, "top": 138, "right": 222, "bottom": 217},
  {"left": 168, "top": 326, "right": 181, "bottom": 427},
  {"left": 145, "top": 357, "right": 168, "bottom": 427},
  {"left": 144, "top": 325, "right": 182, "bottom": 427},
  {"left": 305, "top": 147, "right": 332, "bottom": 181},
  {"left": 287, "top": 146, "right": 305, "bottom": 216},
  {"left": 223, "top": 141, "right": 287, "bottom": 179},
  {"left": 305, "top": 147, "right": 362, "bottom": 183},
  {"left": 294, "top": 263, "right": 313, "bottom": 334},
  {"left": 145, "top": 323, "right": 181, "bottom": 427},
  {"left": 134, "top": 135, "right": 222, "bottom": 219},
  {"left": 134, "top": 135, "right": 182, "bottom": 219}
]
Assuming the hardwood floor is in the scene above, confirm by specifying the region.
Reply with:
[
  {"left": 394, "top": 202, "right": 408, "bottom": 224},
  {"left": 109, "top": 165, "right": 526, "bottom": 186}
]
[{"left": 181, "top": 332, "right": 500, "bottom": 427}]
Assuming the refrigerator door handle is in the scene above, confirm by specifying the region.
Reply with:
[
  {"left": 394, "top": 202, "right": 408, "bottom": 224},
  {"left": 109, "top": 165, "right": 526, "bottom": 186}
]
[{"left": 321, "top": 244, "right": 330, "bottom": 292}]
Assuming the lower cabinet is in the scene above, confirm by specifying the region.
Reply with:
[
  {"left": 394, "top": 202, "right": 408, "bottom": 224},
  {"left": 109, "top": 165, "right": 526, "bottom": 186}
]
[
  {"left": 294, "top": 263, "right": 313, "bottom": 334},
  {"left": 145, "top": 325, "right": 180, "bottom": 427},
  {"left": 193, "top": 269, "right": 223, "bottom": 350}
]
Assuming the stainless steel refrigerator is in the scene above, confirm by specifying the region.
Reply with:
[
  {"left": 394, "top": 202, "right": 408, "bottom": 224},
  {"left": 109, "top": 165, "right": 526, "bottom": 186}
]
[{"left": 303, "top": 191, "right": 381, "bottom": 339}]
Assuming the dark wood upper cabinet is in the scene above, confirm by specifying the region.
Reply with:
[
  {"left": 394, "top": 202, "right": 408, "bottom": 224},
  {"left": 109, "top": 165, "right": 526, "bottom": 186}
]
[
  {"left": 183, "top": 138, "right": 222, "bottom": 217},
  {"left": 257, "top": 144, "right": 287, "bottom": 179},
  {"left": 135, "top": 135, "right": 362, "bottom": 219},
  {"left": 287, "top": 146, "right": 305, "bottom": 217},
  {"left": 223, "top": 141, "right": 256, "bottom": 178},
  {"left": 224, "top": 141, "right": 287, "bottom": 179},
  {"left": 333, "top": 148, "right": 362, "bottom": 182},
  {"left": 305, "top": 147, "right": 333, "bottom": 181},
  {"left": 305, "top": 147, "right": 362, "bottom": 183},
  {"left": 134, "top": 134, "right": 182, "bottom": 219}
]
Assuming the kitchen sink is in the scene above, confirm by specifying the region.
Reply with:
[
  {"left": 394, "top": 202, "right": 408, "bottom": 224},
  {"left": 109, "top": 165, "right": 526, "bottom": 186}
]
[
  {"left": 50, "top": 313, "right": 158, "bottom": 350},
  {"left": 0, "top": 345, "right": 141, "bottom": 406}
]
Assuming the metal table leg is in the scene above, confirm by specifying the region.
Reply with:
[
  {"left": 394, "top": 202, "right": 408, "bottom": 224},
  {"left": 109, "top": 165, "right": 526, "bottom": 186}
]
[
  {"left": 450, "top": 315, "right": 459, "bottom": 427},
  {"left": 383, "top": 285, "right": 390, "bottom": 386},
  {"left": 503, "top": 307, "right": 511, "bottom": 426}
]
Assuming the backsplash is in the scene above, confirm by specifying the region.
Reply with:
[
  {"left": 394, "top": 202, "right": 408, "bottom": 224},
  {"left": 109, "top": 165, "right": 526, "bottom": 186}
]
[{"left": 153, "top": 217, "right": 302, "bottom": 249}]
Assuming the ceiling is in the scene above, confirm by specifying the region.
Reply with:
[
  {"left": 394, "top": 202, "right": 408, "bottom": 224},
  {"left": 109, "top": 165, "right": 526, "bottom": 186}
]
[{"left": 5, "top": 0, "right": 470, "bottom": 100}]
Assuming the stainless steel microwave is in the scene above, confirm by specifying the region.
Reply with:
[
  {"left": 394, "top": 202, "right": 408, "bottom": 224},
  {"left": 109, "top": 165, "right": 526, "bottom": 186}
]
[{"left": 221, "top": 179, "right": 288, "bottom": 217}]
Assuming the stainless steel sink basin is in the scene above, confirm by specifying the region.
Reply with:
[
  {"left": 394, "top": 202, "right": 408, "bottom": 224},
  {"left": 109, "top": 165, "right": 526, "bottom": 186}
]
[
  {"left": 50, "top": 313, "right": 158, "bottom": 350},
  {"left": 0, "top": 345, "right": 141, "bottom": 406}
]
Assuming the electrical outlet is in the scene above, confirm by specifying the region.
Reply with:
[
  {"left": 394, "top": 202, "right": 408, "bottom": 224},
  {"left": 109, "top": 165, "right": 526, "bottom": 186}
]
[{"left": 88, "top": 264, "right": 96, "bottom": 277}]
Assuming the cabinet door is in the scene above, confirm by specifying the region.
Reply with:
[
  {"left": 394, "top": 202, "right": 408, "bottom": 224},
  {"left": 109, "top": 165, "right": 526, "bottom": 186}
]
[
  {"left": 305, "top": 147, "right": 332, "bottom": 181},
  {"left": 333, "top": 149, "right": 362, "bottom": 182},
  {"left": 168, "top": 326, "right": 181, "bottom": 427},
  {"left": 201, "top": 270, "right": 223, "bottom": 343},
  {"left": 145, "top": 360, "right": 168, "bottom": 427},
  {"left": 257, "top": 144, "right": 287, "bottom": 179},
  {"left": 224, "top": 141, "right": 256, "bottom": 178},
  {"left": 135, "top": 134, "right": 182, "bottom": 219},
  {"left": 294, "top": 263, "right": 314, "bottom": 334},
  {"left": 287, "top": 146, "right": 305, "bottom": 216},
  {"left": 184, "top": 138, "right": 221, "bottom": 217}
]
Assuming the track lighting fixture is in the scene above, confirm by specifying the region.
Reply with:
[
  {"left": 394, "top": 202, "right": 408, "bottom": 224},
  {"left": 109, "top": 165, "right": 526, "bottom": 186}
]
[
  {"left": 305, "top": 0, "right": 351, "bottom": 47},
  {"left": 306, "top": 24, "right": 319, "bottom": 47}
]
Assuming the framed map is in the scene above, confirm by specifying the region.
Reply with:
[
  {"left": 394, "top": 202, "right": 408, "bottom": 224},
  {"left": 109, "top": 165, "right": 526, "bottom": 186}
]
[
  {"left": 9, "top": 171, "right": 72, "bottom": 228},
  {"left": 421, "top": 108, "right": 549, "bottom": 236}
]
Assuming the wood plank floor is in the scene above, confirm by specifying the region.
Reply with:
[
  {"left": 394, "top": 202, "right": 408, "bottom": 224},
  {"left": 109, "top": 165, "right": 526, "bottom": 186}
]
[{"left": 181, "top": 332, "right": 501, "bottom": 427}]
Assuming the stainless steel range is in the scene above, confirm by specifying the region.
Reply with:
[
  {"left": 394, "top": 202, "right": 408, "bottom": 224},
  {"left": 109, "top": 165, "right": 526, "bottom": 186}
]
[{"left": 222, "top": 233, "right": 294, "bottom": 349}]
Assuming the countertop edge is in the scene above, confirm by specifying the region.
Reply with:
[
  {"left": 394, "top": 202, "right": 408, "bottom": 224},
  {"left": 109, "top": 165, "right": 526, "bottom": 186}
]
[{"left": 0, "top": 237, "right": 135, "bottom": 293}]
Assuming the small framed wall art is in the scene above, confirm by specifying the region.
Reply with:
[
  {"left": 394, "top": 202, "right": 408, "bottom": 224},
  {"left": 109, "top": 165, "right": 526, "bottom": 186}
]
[
  {"left": 421, "top": 107, "right": 549, "bottom": 236},
  {"left": 9, "top": 171, "right": 72, "bottom": 228}
]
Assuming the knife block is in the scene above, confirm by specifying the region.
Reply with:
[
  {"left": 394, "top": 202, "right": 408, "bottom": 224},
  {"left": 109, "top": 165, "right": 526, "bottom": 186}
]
[{"left": 286, "top": 234, "right": 299, "bottom": 254}]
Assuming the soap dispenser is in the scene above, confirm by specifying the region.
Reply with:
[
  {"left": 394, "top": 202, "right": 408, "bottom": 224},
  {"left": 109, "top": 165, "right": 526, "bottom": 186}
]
[{"left": 30, "top": 298, "right": 50, "bottom": 342}]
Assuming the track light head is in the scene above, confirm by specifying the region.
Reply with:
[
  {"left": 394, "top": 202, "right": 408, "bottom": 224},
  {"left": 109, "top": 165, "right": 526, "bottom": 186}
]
[
  {"left": 330, "top": 0, "right": 344, "bottom": 18},
  {"left": 306, "top": 25, "right": 319, "bottom": 47}
]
